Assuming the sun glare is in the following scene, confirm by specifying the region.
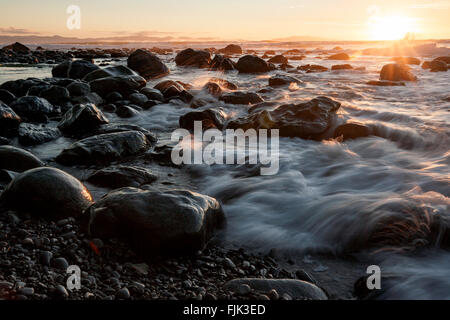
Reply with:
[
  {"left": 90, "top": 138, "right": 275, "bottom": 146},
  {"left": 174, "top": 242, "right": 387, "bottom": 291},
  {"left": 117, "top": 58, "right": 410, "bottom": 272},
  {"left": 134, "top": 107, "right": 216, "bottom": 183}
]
[{"left": 369, "top": 15, "right": 417, "bottom": 41}]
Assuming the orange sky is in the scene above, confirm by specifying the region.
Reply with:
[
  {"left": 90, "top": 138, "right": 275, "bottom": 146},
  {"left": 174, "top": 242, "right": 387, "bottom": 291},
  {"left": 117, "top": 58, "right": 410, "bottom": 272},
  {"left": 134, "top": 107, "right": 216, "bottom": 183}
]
[{"left": 0, "top": 0, "right": 449, "bottom": 41}]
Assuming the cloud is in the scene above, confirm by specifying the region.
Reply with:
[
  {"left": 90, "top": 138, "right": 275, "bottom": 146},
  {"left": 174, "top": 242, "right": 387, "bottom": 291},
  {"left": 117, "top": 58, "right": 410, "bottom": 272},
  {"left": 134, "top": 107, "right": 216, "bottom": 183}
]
[
  {"left": 410, "top": 1, "right": 450, "bottom": 9},
  {"left": 0, "top": 27, "right": 39, "bottom": 35}
]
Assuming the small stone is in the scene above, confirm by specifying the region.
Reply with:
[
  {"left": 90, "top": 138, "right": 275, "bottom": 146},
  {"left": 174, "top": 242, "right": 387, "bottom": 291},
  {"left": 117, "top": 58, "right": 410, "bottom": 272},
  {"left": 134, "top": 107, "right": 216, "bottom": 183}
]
[
  {"left": 116, "top": 288, "right": 130, "bottom": 300},
  {"left": 268, "top": 289, "right": 279, "bottom": 300},
  {"left": 22, "top": 238, "right": 34, "bottom": 247},
  {"left": 54, "top": 285, "right": 69, "bottom": 299},
  {"left": 258, "top": 294, "right": 271, "bottom": 300},
  {"left": 40, "top": 251, "right": 53, "bottom": 266},
  {"left": 204, "top": 293, "right": 217, "bottom": 300},
  {"left": 51, "top": 257, "right": 69, "bottom": 270},
  {"left": 18, "top": 287, "right": 34, "bottom": 296},
  {"left": 183, "top": 280, "right": 192, "bottom": 288},
  {"left": 224, "top": 257, "right": 236, "bottom": 269}
]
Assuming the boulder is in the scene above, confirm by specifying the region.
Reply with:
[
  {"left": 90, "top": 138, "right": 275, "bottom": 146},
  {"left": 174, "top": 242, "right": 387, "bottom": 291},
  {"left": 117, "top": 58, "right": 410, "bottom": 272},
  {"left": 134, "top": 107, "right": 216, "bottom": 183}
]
[
  {"left": 116, "top": 105, "right": 140, "bottom": 118},
  {"left": 56, "top": 131, "right": 153, "bottom": 165},
  {"left": 367, "top": 80, "right": 405, "bottom": 87},
  {"left": 0, "top": 167, "right": 93, "bottom": 219},
  {"left": 67, "top": 82, "right": 90, "bottom": 97},
  {"left": 179, "top": 108, "right": 227, "bottom": 131},
  {"left": 268, "top": 55, "right": 288, "bottom": 64},
  {"left": 333, "top": 122, "right": 372, "bottom": 140},
  {"left": 327, "top": 53, "right": 350, "bottom": 60},
  {"left": 71, "top": 92, "right": 104, "bottom": 106},
  {"left": 128, "top": 93, "right": 148, "bottom": 106},
  {"left": 52, "top": 61, "right": 72, "bottom": 78},
  {"left": 89, "top": 75, "right": 146, "bottom": 97},
  {"left": 218, "top": 44, "right": 242, "bottom": 54},
  {"left": 58, "top": 103, "right": 109, "bottom": 135},
  {"left": 331, "top": 64, "right": 353, "bottom": 70},
  {"left": 297, "top": 64, "right": 329, "bottom": 73},
  {"left": 18, "top": 123, "right": 61, "bottom": 146},
  {"left": 82, "top": 188, "right": 226, "bottom": 255},
  {"left": 0, "top": 89, "right": 16, "bottom": 105},
  {"left": 210, "top": 55, "right": 235, "bottom": 71},
  {"left": 380, "top": 64, "right": 417, "bottom": 81},
  {"left": 202, "top": 82, "right": 222, "bottom": 97},
  {"left": 127, "top": 49, "right": 170, "bottom": 79},
  {"left": 2, "top": 42, "right": 30, "bottom": 53},
  {"left": 0, "top": 146, "right": 44, "bottom": 172},
  {"left": 429, "top": 59, "right": 448, "bottom": 72},
  {"left": 219, "top": 91, "right": 263, "bottom": 105},
  {"left": 224, "top": 279, "right": 327, "bottom": 300},
  {"left": 86, "top": 165, "right": 157, "bottom": 188},
  {"left": 434, "top": 56, "right": 450, "bottom": 64},
  {"left": 9, "top": 96, "right": 59, "bottom": 122},
  {"left": 83, "top": 65, "right": 138, "bottom": 82},
  {"left": 93, "top": 124, "right": 157, "bottom": 143},
  {"left": 39, "top": 85, "right": 70, "bottom": 105},
  {"left": 0, "top": 101, "right": 21, "bottom": 137},
  {"left": 268, "top": 75, "right": 302, "bottom": 87},
  {"left": 228, "top": 96, "right": 341, "bottom": 139},
  {"left": 236, "top": 55, "right": 270, "bottom": 73},
  {"left": 208, "top": 78, "right": 238, "bottom": 90},
  {"left": 139, "top": 87, "right": 164, "bottom": 102},
  {"left": 68, "top": 60, "right": 100, "bottom": 79},
  {"left": 175, "top": 49, "right": 212, "bottom": 68}
]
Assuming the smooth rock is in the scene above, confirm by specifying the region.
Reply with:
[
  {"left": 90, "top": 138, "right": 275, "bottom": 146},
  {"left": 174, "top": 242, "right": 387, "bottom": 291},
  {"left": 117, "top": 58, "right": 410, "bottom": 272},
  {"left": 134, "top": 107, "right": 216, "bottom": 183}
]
[
  {"left": 127, "top": 49, "right": 170, "bottom": 79},
  {"left": 87, "top": 165, "right": 157, "bottom": 188},
  {"left": 0, "top": 146, "right": 44, "bottom": 172}
]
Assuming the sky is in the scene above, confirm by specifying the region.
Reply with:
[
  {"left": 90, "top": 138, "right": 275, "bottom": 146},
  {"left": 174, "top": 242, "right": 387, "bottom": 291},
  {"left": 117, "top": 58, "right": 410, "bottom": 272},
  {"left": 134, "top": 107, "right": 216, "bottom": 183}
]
[{"left": 0, "top": 0, "right": 449, "bottom": 41}]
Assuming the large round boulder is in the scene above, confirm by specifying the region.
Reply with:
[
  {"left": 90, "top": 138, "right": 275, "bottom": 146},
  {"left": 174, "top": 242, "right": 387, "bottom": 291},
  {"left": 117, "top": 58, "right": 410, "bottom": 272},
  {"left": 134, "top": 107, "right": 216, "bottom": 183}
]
[
  {"left": 68, "top": 60, "right": 100, "bottom": 79},
  {"left": 83, "top": 65, "right": 138, "bottom": 82},
  {"left": 0, "top": 167, "right": 93, "bottom": 219},
  {"left": 56, "top": 131, "right": 153, "bottom": 165},
  {"left": 82, "top": 188, "right": 226, "bottom": 255},
  {"left": 89, "top": 75, "right": 146, "bottom": 97},
  {"left": 236, "top": 55, "right": 270, "bottom": 73},
  {"left": 127, "top": 49, "right": 170, "bottom": 80},
  {"left": 380, "top": 63, "right": 417, "bottom": 81},
  {"left": 175, "top": 48, "right": 212, "bottom": 68},
  {"left": 0, "top": 146, "right": 44, "bottom": 172}
]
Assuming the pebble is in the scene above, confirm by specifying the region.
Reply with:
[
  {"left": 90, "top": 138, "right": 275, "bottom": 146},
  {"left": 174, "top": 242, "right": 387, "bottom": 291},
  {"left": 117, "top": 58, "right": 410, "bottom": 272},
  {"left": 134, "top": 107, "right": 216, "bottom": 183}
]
[
  {"left": 116, "top": 288, "right": 130, "bottom": 300},
  {"left": 54, "top": 285, "right": 69, "bottom": 299},
  {"left": 52, "top": 257, "right": 69, "bottom": 270},
  {"left": 18, "top": 287, "right": 34, "bottom": 296},
  {"left": 268, "top": 289, "right": 279, "bottom": 300},
  {"left": 224, "top": 257, "right": 236, "bottom": 269},
  {"left": 40, "top": 251, "right": 53, "bottom": 266},
  {"left": 22, "top": 238, "right": 34, "bottom": 247}
]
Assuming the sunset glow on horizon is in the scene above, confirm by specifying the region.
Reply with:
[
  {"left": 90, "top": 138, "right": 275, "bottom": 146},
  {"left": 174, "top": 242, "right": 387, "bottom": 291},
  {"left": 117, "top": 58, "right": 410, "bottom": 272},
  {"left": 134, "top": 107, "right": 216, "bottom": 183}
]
[{"left": 0, "top": 0, "right": 449, "bottom": 42}]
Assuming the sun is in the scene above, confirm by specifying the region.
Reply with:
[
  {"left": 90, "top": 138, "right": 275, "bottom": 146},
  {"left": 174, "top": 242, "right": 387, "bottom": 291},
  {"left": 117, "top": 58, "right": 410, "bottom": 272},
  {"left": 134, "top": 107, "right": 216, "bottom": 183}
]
[{"left": 369, "top": 15, "right": 417, "bottom": 41}]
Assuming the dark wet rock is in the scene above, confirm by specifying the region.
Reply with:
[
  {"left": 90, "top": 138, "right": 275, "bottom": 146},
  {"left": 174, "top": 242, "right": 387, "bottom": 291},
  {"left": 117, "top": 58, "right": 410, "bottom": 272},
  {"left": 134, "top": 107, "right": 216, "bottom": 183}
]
[
  {"left": 297, "top": 64, "right": 329, "bottom": 73},
  {"left": 175, "top": 48, "right": 212, "bottom": 68},
  {"left": 39, "top": 251, "right": 53, "bottom": 266},
  {"left": 93, "top": 124, "right": 157, "bottom": 143},
  {"left": 71, "top": 92, "right": 104, "bottom": 106},
  {"left": 236, "top": 55, "right": 270, "bottom": 73},
  {"left": 51, "top": 61, "right": 72, "bottom": 78},
  {"left": 39, "top": 85, "right": 70, "bottom": 105},
  {"left": 331, "top": 64, "right": 353, "bottom": 71},
  {"left": 116, "top": 288, "right": 130, "bottom": 300},
  {"left": 53, "top": 285, "right": 69, "bottom": 299},
  {"left": 0, "top": 101, "right": 21, "bottom": 137},
  {"left": 380, "top": 63, "right": 417, "bottom": 81},
  {"left": 0, "top": 137, "right": 10, "bottom": 145},
  {"left": 127, "top": 49, "right": 170, "bottom": 79},
  {"left": 90, "top": 75, "right": 146, "bottom": 97},
  {"left": 218, "top": 44, "right": 242, "bottom": 55},
  {"left": 0, "top": 169, "right": 18, "bottom": 185},
  {"left": 367, "top": 80, "right": 405, "bottom": 86},
  {"left": 154, "top": 80, "right": 186, "bottom": 93},
  {"left": 219, "top": 92, "right": 263, "bottom": 105},
  {"left": 18, "top": 123, "right": 61, "bottom": 146},
  {"left": 268, "top": 55, "right": 288, "bottom": 64},
  {"left": 2, "top": 42, "right": 30, "bottom": 53},
  {"left": 392, "top": 57, "right": 421, "bottom": 65},
  {"left": 333, "top": 122, "right": 372, "bottom": 140},
  {"left": 268, "top": 75, "right": 302, "bottom": 87},
  {"left": 83, "top": 65, "right": 138, "bottom": 82},
  {"left": 58, "top": 103, "right": 109, "bottom": 135},
  {"left": 210, "top": 55, "right": 235, "bottom": 71},
  {"left": 27, "top": 84, "right": 52, "bottom": 97},
  {"left": 9, "top": 96, "right": 60, "bottom": 122},
  {"left": 67, "top": 82, "right": 90, "bottom": 97},
  {"left": 105, "top": 92, "right": 123, "bottom": 103},
  {"left": 248, "top": 101, "right": 279, "bottom": 114},
  {"left": 180, "top": 108, "right": 227, "bottom": 131},
  {"left": 116, "top": 105, "right": 140, "bottom": 118},
  {"left": 87, "top": 165, "right": 157, "bottom": 188},
  {"left": 202, "top": 82, "right": 222, "bottom": 97},
  {"left": 208, "top": 78, "right": 238, "bottom": 91},
  {"left": 83, "top": 188, "right": 226, "bottom": 255},
  {"left": 0, "top": 89, "right": 16, "bottom": 105},
  {"left": 102, "top": 104, "right": 117, "bottom": 113},
  {"left": 228, "top": 96, "right": 341, "bottom": 139},
  {"left": 327, "top": 53, "right": 350, "bottom": 60},
  {"left": 224, "top": 279, "right": 327, "bottom": 300},
  {"left": 0, "top": 167, "right": 93, "bottom": 219},
  {"left": 56, "top": 131, "right": 153, "bottom": 165},
  {"left": 128, "top": 93, "right": 148, "bottom": 106},
  {"left": 52, "top": 257, "right": 69, "bottom": 270},
  {"left": 190, "top": 99, "right": 208, "bottom": 109},
  {"left": 139, "top": 87, "right": 164, "bottom": 102},
  {"left": 429, "top": 59, "right": 448, "bottom": 72},
  {"left": 69, "top": 60, "right": 100, "bottom": 80},
  {"left": 0, "top": 146, "right": 44, "bottom": 172}
]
